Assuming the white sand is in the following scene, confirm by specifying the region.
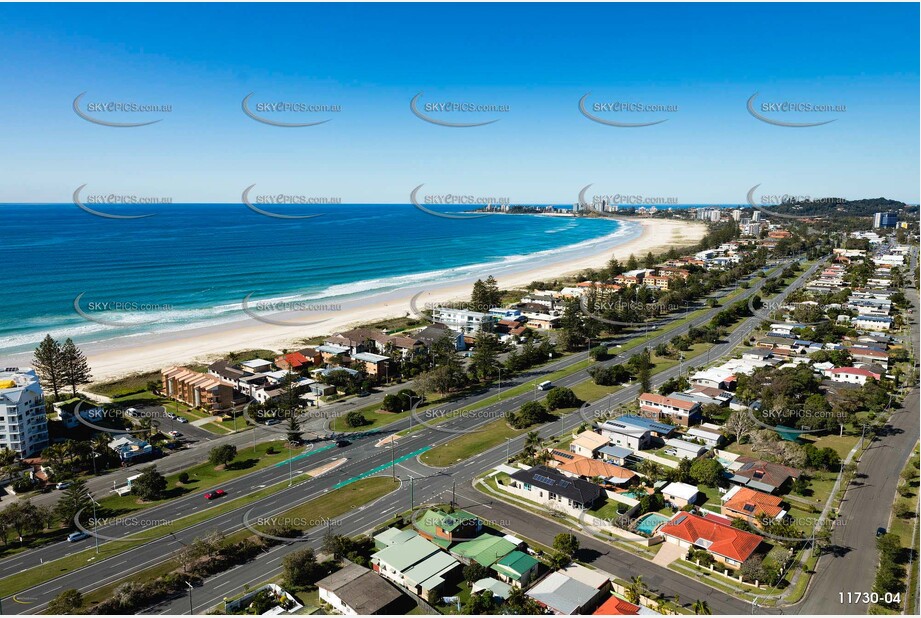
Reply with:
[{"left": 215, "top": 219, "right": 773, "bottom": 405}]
[{"left": 85, "top": 218, "right": 706, "bottom": 383}]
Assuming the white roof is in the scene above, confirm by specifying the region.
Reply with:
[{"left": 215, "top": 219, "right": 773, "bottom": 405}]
[
  {"left": 241, "top": 358, "right": 273, "bottom": 369},
  {"left": 687, "top": 427, "right": 722, "bottom": 442},
  {"left": 662, "top": 482, "right": 700, "bottom": 501}
]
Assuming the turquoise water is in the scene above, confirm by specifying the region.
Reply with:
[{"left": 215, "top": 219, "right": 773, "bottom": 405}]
[
  {"left": 0, "top": 204, "right": 640, "bottom": 357},
  {"left": 635, "top": 512, "right": 670, "bottom": 535}
]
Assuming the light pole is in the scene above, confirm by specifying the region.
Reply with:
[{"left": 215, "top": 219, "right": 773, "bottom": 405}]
[
  {"left": 497, "top": 367, "right": 502, "bottom": 400},
  {"left": 185, "top": 580, "right": 193, "bottom": 615},
  {"left": 390, "top": 438, "right": 396, "bottom": 480},
  {"left": 87, "top": 490, "right": 100, "bottom": 555},
  {"left": 288, "top": 441, "right": 293, "bottom": 486},
  {"left": 506, "top": 437, "right": 511, "bottom": 463}
]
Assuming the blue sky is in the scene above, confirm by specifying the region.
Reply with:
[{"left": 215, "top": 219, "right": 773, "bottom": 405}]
[{"left": 1, "top": 2, "right": 918, "bottom": 204}]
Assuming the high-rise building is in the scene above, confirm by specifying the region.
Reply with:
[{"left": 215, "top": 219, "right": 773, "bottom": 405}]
[
  {"left": 751, "top": 211, "right": 761, "bottom": 223},
  {"left": 873, "top": 212, "right": 898, "bottom": 228},
  {"left": 0, "top": 367, "right": 49, "bottom": 458},
  {"left": 731, "top": 209, "right": 742, "bottom": 222}
]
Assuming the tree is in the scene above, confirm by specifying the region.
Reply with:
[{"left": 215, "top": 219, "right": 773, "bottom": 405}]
[
  {"left": 282, "top": 547, "right": 325, "bottom": 588},
  {"left": 60, "top": 338, "right": 92, "bottom": 397},
  {"left": 54, "top": 480, "right": 91, "bottom": 529},
  {"left": 692, "top": 599, "right": 712, "bottom": 615},
  {"left": 33, "top": 334, "right": 63, "bottom": 399},
  {"left": 469, "top": 333, "right": 501, "bottom": 381},
  {"left": 345, "top": 410, "right": 368, "bottom": 428},
  {"left": 47, "top": 589, "right": 84, "bottom": 614},
  {"left": 724, "top": 410, "right": 755, "bottom": 444},
  {"left": 285, "top": 412, "right": 302, "bottom": 444},
  {"left": 208, "top": 444, "right": 237, "bottom": 468},
  {"left": 545, "top": 387, "right": 579, "bottom": 411},
  {"left": 553, "top": 532, "right": 579, "bottom": 558},
  {"left": 625, "top": 575, "right": 647, "bottom": 604},
  {"left": 131, "top": 466, "right": 167, "bottom": 501},
  {"left": 463, "top": 562, "right": 490, "bottom": 583},
  {"left": 689, "top": 458, "right": 726, "bottom": 488}
]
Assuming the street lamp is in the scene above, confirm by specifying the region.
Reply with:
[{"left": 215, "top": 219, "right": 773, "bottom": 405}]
[{"left": 185, "top": 581, "right": 193, "bottom": 615}]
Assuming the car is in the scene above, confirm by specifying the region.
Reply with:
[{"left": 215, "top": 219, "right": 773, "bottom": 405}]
[
  {"left": 177, "top": 417, "right": 188, "bottom": 423},
  {"left": 336, "top": 439, "right": 352, "bottom": 448},
  {"left": 166, "top": 413, "right": 177, "bottom": 419},
  {"left": 55, "top": 482, "right": 71, "bottom": 490},
  {"left": 877, "top": 527, "right": 887, "bottom": 537},
  {"left": 168, "top": 430, "right": 182, "bottom": 438},
  {"left": 264, "top": 418, "right": 281, "bottom": 426},
  {"left": 357, "top": 391, "right": 370, "bottom": 397},
  {"left": 537, "top": 380, "right": 553, "bottom": 391},
  {"left": 67, "top": 531, "right": 90, "bottom": 542},
  {"left": 204, "top": 489, "right": 227, "bottom": 500},
  {"left": 125, "top": 407, "right": 138, "bottom": 417}
]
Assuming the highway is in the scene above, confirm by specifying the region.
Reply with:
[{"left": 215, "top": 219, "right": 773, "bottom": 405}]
[{"left": 1, "top": 257, "right": 823, "bottom": 614}]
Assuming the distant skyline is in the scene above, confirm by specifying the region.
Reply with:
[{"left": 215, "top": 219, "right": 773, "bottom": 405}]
[{"left": 1, "top": 3, "right": 918, "bottom": 204}]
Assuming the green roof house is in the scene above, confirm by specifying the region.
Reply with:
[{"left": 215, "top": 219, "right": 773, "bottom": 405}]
[
  {"left": 451, "top": 534, "right": 518, "bottom": 567},
  {"left": 414, "top": 508, "right": 482, "bottom": 544},
  {"left": 491, "top": 550, "right": 541, "bottom": 587}
]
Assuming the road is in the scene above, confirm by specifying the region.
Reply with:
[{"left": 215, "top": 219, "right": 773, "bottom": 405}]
[
  {"left": 2, "top": 257, "right": 819, "bottom": 614},
  {"left": 793, "top": 250, "right": 920, "bottom": 615}
]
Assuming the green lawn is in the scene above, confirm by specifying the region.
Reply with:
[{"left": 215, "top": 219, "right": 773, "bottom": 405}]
[
  {"left": 420, "top": 418, "right": 524, "bottom": 467},
  {"left": 97, "top": 440, "right": 290, "bottom": 515},
  {"left": 570, "top": 381, "right": 622, "bottom": 403}
]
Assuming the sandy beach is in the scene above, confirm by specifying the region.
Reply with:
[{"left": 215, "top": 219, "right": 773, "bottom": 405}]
[{"left": 81, "top": 217, "right": 706, "bottom": 383}]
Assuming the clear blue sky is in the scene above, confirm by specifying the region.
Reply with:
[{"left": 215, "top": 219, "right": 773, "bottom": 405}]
[{"left": 1, "top": 2, "right": 918, "bottom": 204}]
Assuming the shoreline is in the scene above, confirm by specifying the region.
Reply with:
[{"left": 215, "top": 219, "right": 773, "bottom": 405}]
[{"left": 8, "top": 218, "right": 707, "bottom": 384}]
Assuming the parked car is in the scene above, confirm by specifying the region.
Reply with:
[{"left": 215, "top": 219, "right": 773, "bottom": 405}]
[
  {"left": 336, "top": 440, "right": 351, "bottom": 448},
  {"left": 168, "top": 430, "right": 182, "bottom": 438},
  {"left": 264, "top": 418, "right": 281, "bottom": 426},
  {"left": 125, "top": 408, "right": 138, "bottom": 417},
  {"left": 67, "top": 531, "right": 89, "bottom": 542},
  {"left": 204, "top": 489, "right": 227, "bottom": 500},
  {"left": 877, "top": 527, "right": 887, "bottom": 537},
  {"left": 176, "top": 417, "right": 188, "bottom": 423},
  {"left": 55, "top": 482, "right": 71, "bottom": 490}
]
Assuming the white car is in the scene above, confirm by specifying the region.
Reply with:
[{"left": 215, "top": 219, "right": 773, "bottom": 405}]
[
  {"left": 176, "top": 417, "right": 188, "bottom": 423},
  {"left": 168, "top": 430, "right": 182, "bottom": 438}
]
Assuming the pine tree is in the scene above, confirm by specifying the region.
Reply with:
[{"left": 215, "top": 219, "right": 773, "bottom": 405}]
[
  {"left": 470, "top": 279, "right": 489, "bottom": 312},
  {"left": 33, "top": 335, "right": 63, "bottom": 399},
  {"left": 60, "top": 338, "right": 92, "bottom": 397},
  {"left": 483, "top": 275, "right": 502, "bottom": 307}
]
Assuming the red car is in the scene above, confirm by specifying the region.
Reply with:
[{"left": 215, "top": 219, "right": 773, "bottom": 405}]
[{"left": 204, "top": 489, "right": 226, "bottom": 500}]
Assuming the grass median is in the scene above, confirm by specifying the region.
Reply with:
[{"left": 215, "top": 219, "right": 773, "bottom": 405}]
[{"left": 0, "top": 471, "right": 313, "bottom": 600}]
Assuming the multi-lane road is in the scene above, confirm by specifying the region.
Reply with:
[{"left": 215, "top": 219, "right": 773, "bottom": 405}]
[{"left": 3, "top": 257, "right": 838, "bottom": 615}]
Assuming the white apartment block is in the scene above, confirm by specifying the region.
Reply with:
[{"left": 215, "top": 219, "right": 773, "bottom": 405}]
[
  {"left": 431, "top": 307, "right": 495, "bottom": 334},
  {"left": 0, "top": 368, "right": 49, "bottom": 458}
]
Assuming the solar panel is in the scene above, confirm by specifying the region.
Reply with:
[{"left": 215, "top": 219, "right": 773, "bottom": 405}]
[{"left": 533, "top": 474, "right": 556, "bottom": 486}]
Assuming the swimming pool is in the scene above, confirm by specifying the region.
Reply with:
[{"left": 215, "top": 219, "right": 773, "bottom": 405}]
[
  {"left": 619, "top": 490, "right": 647, "bottom": 500},
  {"left": 634, "top": 512, "right": 671, "bottom": 535}
]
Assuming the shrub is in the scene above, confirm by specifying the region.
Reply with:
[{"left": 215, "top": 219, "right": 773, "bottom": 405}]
[{"left": 178, "top": 472, "right": 190, "bottom": 484}]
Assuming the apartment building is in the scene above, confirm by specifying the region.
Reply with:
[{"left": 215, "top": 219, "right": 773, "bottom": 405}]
[
  {"left": 0, "top": 368, "right": 49, "bottom": 458},
  {"left": 161, "top": 366, "right": 235, "bottom": 411}
]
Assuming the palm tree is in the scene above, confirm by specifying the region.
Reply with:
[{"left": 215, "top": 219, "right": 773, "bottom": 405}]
[
  {"left": 625, "top": 575, "right": 647, "bottom": 604},
  {"left": 523, "top": 431, "right": 542, "bottom": 461},
  {"left": 692, "top": 599, "right": 711, "bottom": 615}
]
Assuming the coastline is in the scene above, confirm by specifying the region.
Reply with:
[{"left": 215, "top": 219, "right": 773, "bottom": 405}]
[{"left": 24, "top": 218, "right": 707, "bottom": 384}]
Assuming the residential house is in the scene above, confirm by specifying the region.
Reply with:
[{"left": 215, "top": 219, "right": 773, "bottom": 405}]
[
  {"left": 370, "top": 531, "right": 461, "bottom": 599},
  {"left": 352, "top": 352, "right": 390, "bottom": 377},
  {"left": 730, "top": 457, "right": 800, "bottom": 494},
  {"left": 661, "top": 482, "right": 701, "bottom": 507},
  {"left": 569, "top": 430, "right": 610, "bottom": 458},
  {"left": 592, "top": 596, "right": 642, "bottom": 616},
  {"left": 414, "top": 509, "right": 483, "bottom": 545},
  {"left": 685, "top": 426, "right": 724, "bottom": 448},
  {"left": 847, "top": 346, "right": 890, "bottom": 368},
  {"left": 720, "top": 486, "right": 786, "bottom": 528},
  {"left": 414, "top": 324, "right": 465, "bottom": 351},
  {"left": 508, "top": 466, "right": 603, "bottom": 511},
  {"left": 471, "top": 577, "right": 512, "bottom": 601},
  {"left": 317, "top": 561, "right": 408, "bottom": 615},
  {"left": 239, "top": 358, "right": 274, "bottom": 374},
  {"left": 853, "top": 315, "right": 893, "bottom": 331},
  {"left": 824, "top": 366, "right": 881, "bottom": 386},
  {"left": 491, "top": 550, "right": 540, "bottom": 587},
  {"left": 550, "top": 450, "right": 636, "bottom": 487},
  {"left": 527, "top": 564, "right": 609, "bottom": 615},
  {"left": 598, "top": 445, "right": 633, "bottom": 466},
  {"left": 638, "top": 393, "right": 701, "bottom": 426},
  {"left": 108, "top": 435, "right": 153, "bottom": 462},
  {"left": 660, "top": 512, "right": 764, "bottom": 568},
  {"left": 663, "top": 438, "right": 708, "bottom": 460}
]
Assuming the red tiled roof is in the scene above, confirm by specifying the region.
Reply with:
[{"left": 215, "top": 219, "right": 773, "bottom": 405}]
[
  {"left": 829, "top": 367, "right": 880, "bottom": 379},
  {"left": 593, "top": 596, "right": 640, "bottom": 616},
  {"left": 661, "top": 512, "right": 763, "bottom": 564},
  {"left": 723, "top": 487, "right": 784, "bottom": 520},
  {"left": 279, "top": 352, "right": 309, "bottom": 368}
]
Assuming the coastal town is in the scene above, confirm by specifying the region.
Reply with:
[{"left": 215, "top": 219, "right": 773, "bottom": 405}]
[{"left": 1, "top": 204, "right": 917, "bottom": 616}]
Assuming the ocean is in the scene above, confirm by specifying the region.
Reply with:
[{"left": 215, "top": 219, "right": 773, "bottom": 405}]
[{"left": 0, "top": 203, "right": 643, "bottom": 357}]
